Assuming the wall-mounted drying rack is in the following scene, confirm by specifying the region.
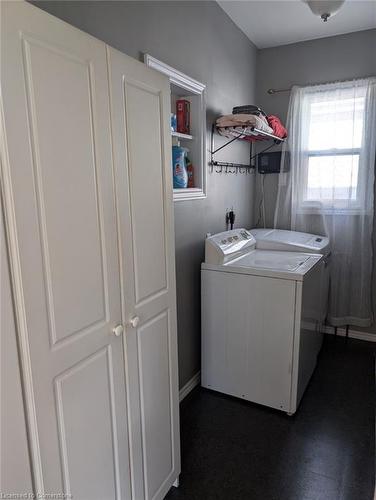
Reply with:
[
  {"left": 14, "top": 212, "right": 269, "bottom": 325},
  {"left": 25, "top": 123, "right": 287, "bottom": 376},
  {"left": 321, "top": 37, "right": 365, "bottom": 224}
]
[{"left": 209, "top": 123, "right": 285, "bottom": 174}]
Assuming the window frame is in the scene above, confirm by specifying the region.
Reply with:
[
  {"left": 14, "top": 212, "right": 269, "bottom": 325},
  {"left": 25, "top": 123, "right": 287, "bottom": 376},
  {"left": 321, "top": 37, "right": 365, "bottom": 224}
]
[{"left": 297, "top": 93, "right": 367, "bottom": 215}]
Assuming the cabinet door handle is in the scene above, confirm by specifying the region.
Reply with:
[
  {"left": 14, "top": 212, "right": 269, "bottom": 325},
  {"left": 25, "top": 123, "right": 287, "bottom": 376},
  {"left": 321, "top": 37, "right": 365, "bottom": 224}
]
[
  {"left": 112, "top": 324, "right": 124, "bottom": 337},
  {"left": 128, "top": 316, "right": 140, "bottom": 328}
]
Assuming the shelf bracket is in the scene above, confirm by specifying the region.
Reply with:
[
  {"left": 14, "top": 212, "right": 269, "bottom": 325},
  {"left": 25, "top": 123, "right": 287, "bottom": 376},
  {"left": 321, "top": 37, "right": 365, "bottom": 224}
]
[
  {"left": 209, "top": 124, "right": 254, "bottom": 174},
  {"left": 209, "top": 123, "right": 283, "bottom": 174}
]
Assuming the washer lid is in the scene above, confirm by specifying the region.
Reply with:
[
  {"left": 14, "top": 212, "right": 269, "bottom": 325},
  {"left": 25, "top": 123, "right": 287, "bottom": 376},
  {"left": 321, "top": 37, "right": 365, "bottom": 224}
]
[
  {"left": 213, "top": 249, "right": 323, "bottom": 280},
  {"left": 249, "top": 228, "right": 330, "bottom": 254},
  {"left": 227, "top": 250, "right": 312, "bottom": 272}
]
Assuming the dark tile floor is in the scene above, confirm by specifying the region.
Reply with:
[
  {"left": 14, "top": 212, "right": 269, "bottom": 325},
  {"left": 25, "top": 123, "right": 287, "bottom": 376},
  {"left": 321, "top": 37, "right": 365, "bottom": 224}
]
[{"left": 166, "top": 335, "right": 375, "bottom": 500}]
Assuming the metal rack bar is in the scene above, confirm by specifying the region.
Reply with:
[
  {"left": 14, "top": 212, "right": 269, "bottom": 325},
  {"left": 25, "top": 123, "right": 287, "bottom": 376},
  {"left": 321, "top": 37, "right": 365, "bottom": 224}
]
[
  {"left": 211, "top": 161, "right": 253, "bottom": 174},
  {"left": 214, "top": 125, "right": 285, "bottom": 144},
  {"left": 209, "top": 123, "right": 284, "bottom": 174},
  {"left": 211, "top": 130, "right": 249, "bottom": 155}
]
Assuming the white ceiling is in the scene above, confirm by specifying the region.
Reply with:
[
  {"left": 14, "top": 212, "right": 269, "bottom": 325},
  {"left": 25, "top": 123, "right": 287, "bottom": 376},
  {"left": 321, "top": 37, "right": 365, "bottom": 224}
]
[{"left": 217, "top": 0, "right": 376, "bottom": 48}]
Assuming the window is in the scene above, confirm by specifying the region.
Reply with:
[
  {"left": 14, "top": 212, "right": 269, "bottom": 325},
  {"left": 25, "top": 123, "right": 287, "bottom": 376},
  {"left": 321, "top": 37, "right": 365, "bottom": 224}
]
[{"left": 300, "top": 84, "right": 367, "bottom": 212}]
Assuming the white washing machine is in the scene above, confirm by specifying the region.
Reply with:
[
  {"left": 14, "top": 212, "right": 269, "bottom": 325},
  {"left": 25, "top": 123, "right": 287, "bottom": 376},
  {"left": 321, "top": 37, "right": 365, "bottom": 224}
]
[
  {"left": 201, "top": 229, "right": 325, "bottom": 415},
  {"left": 249, "top": 228, "right": 330, "bottom": 324}
]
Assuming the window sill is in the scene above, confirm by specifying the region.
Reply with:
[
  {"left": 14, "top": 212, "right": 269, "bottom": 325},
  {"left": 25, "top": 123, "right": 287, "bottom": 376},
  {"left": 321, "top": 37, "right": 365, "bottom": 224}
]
[{"left": 297, "top": 204, "right": 368, "bottom": 216}]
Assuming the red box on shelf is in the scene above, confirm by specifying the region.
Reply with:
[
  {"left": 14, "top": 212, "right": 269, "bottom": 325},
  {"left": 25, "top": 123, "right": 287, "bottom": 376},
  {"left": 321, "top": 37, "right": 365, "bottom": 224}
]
[{"left": 176, "top": 99, "right": 190, "bottom": 134}]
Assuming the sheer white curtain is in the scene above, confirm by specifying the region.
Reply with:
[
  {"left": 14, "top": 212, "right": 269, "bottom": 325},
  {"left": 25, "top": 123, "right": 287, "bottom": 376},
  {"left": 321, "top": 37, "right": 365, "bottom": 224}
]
[{"left": 274, "top": 77, "right": 376, "bottom": 327}]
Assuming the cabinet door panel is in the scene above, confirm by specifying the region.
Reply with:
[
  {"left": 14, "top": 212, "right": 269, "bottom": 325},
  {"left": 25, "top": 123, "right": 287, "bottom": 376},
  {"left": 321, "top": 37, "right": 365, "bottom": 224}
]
[
  {"left": 125, "top": 81, "right": 167, "bottom": 304},
  {"left": 1, "top": 3, "right": 131, "bottom": 498},
  {"left": 23, "top": 36, "right": 107, "bottom": 344},
  {"left": 138, "top": 312, "right": 173, "bottom": 499},
  {"left": 108, "top": 46, "right": 180, "bottom": 500}
]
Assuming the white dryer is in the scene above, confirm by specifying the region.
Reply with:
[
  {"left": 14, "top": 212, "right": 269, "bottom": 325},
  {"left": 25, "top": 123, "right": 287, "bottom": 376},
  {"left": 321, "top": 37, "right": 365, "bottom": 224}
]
[
  {"left": 201, "top": 229, "right": 325, "bottom": 415},
  {"left": 248, "top": 228, "right": 330, "bottom": 256},
  {"left": 249, "top": 228, "right": 330, "bottom": 324}
]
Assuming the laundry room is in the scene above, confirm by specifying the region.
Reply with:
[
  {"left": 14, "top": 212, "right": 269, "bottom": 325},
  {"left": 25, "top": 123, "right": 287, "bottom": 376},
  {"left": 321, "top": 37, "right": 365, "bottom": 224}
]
[{"left": 1, "top": 1, "right": 375, "bottom": 500}]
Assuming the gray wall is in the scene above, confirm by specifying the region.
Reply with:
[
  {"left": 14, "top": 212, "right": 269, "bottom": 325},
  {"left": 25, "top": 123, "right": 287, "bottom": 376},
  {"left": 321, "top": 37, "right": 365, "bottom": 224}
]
[
  {"left": 33, "top": 1, "right": 257, "bottom": 387},
  {"left": 255, "top": 29, "right": 376, "bottom": 334}
]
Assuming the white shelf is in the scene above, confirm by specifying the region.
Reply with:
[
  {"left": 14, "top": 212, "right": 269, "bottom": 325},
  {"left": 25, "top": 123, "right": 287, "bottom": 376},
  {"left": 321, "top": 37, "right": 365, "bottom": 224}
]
[
  {"left": 173, "top": 187, "right": 206, "bottom": 202},
  {"left": 172, "top": 131, "right": 193, "bottom": 140},
  {"left": 144, "top": 54, "right": 207, "bottom": 201}
]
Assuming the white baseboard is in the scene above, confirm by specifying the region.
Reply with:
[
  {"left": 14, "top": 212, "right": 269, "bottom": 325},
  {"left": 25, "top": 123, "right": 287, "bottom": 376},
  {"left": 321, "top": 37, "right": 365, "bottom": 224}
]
[
  {"left": 179, "top": 371, "right": 201, "bottom": 402},
  {"left": 323, "top": 326, "right": 376, "bottom": 343}
]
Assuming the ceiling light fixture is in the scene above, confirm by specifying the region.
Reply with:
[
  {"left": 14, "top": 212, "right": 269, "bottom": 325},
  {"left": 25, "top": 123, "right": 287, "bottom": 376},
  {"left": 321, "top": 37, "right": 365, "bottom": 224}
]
[{"left": 304, "top": 0, "right": 346, "bottom": 22}]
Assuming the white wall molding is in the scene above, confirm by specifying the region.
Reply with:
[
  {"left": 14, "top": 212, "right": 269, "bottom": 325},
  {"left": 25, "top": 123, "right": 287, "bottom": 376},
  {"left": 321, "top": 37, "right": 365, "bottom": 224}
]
[
  {"left": 179, "top": 371, "right": 201, "bottom": 402},
  {"left": 143, "top": 54, "right": 206, "bottom": 94},
  {"left": 323, "top": 326, "right": 376, "bottom": 343}
]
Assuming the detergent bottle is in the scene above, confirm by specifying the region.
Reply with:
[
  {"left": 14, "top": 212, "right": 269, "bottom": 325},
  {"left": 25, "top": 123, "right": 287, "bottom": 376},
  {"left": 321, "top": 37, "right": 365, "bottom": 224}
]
[
  {"left": 186, "top": 155, "right": 194, "bottom": 188},
  {"left": 172, "top": 143, "right": 188, "bottom": 189}
]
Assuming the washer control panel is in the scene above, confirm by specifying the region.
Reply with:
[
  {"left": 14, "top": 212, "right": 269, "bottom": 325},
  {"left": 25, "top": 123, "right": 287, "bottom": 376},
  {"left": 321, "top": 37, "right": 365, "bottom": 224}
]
[{"left": 205, "top": 229, "right": 256, "bottom": 265}]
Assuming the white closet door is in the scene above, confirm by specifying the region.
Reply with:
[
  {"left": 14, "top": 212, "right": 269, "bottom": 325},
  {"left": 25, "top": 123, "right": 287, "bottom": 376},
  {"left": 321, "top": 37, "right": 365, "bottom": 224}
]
[
  {"left": 1, "top": 3, "right": 131, "bottom": 499},
  {"left": 107, "top": 47, "right": 180, "bottom": 500}
]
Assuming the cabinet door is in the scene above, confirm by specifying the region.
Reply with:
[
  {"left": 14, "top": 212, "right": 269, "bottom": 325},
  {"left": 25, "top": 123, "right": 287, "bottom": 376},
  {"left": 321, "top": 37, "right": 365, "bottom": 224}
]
[
  {"left": 107, "top": 47, "right": 180, "bottom": 500},
  {"left": 1, "top": 3, "right": 131, "bottom": 498}
]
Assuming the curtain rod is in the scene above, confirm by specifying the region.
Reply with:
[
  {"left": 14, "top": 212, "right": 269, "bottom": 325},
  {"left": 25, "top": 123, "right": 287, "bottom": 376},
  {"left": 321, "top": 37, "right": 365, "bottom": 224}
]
[
  {"left": 267, "top": 87, "right": 291, "bottom": 95},
  {"left": 267, "top": 77, "right": 375, "bottom": 95}
]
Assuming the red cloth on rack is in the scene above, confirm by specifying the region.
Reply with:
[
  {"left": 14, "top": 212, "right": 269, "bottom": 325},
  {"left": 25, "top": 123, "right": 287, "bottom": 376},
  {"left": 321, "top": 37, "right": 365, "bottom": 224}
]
[
  {"left": 243, "top": 134, "right": 269, "bottom": 143},
  {"left": 267, "top": 115, "right": 288, "bottom": 139}
]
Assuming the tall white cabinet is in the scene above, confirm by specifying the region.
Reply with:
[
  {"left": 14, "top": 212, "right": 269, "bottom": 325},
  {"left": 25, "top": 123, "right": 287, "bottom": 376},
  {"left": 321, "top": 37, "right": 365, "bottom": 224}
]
[{"left": 0, "top": 2, "right": 180, "bottom": 499}]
